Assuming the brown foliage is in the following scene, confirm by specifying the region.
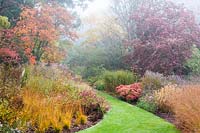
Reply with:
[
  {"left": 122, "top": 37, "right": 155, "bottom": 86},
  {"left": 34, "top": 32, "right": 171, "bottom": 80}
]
[{"left": 155, "top": 85, "right": 200, "bottom": 132}]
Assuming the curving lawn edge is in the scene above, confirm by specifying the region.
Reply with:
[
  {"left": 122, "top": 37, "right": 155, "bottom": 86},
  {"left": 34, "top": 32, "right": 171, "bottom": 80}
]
[{"left": 78, "top": 92, "right": 179, "bottom": 133}]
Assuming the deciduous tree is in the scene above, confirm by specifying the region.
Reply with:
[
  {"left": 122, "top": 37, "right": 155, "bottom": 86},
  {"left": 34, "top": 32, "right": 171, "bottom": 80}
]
[
  {"left": 127, "top": 0, "right": 200, "bottom": 75},
  {"left": 14, "top": 4, "right": 77, "bottom": 64}
]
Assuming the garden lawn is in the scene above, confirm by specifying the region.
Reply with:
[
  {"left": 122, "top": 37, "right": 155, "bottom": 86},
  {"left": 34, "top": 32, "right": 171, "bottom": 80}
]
[{"left": 79, "top": 92, "right": 179, "bottom": 133}]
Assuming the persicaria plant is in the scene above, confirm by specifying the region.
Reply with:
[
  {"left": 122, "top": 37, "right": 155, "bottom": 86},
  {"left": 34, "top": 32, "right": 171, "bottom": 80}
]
[{"left": 116, "top": 83, "right": 142, "bottom": 101}]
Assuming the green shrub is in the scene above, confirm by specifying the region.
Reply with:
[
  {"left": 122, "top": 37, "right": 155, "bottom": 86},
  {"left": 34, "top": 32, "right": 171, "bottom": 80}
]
[
  {"left": 136, "top": 93, "right": 157, "bottom": 113},
  {"left": 70, "top": 66, "right": 85, "bottom": 76},
  {"left": 94, "top": 80, "right": 105, "bottom": 91},
  {"left": 102, "top": 70, "right": 138, "bottom": 93},
  {"left": 136, "top": 84, "right": 158, "bottom": 113},
  {"left": 81, "top": 66, "right": 105, "bottom": 85},
  {"left": 136, "top": 99, "right": 157, "bottom": 113},
  {"left": 185, "top": 45, "right": 200, "bottom": 75}
]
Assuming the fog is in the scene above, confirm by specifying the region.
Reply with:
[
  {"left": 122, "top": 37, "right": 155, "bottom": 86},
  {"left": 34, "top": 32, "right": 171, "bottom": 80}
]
[
  {"left": 172, "top": 0, "right": 200, "bottom": 22},
  {"left": 82, "top": 0, "right": 200, "bottom": 22}
]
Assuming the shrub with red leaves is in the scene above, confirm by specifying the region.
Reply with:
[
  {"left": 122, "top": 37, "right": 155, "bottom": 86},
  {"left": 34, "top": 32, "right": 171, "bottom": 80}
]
[
  {"left": 79, "top": 89, "right": 109, "bottom": 113},
  {"left": 0, "top": 48, "right": 20, "bottom": 64},
  {"left": 116, "top": 83, "right": 142, "bottom": 101}
]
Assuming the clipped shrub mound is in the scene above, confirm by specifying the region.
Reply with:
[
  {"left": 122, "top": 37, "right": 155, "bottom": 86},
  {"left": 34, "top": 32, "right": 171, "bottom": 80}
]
[{"left": 115, "top": 83, "right": 142, "bottom": 101}]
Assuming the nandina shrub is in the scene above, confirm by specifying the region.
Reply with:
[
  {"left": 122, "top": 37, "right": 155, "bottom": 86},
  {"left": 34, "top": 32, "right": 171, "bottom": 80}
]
[
  {"left": 79, "top": 89, "right": 109, "bottom": 116},
  {"left": 0, "top": 48, "right": 20, "bottom": 65},
  {"left": 0, "top": 65, "right": 24, "bottom": 102},
  {"left": 115, "top": 83, "right": 142, "bottom": 101}
]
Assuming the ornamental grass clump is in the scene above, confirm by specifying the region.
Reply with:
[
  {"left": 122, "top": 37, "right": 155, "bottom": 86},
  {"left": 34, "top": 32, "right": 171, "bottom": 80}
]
[
  {"left": 170, "top": 85, "right": 200, "bottom": 132},
  {"left": 103, "top": 70, "right": 138, "bottom": 93},
  {"left": 155, "top": 85, "right": 200, "bottom": 132},
  {"left": 20, "top": 85, "right": 86, "bottom": 132},
  {"left": 154, "top": 84, "right": 178, "bottom": 113}
]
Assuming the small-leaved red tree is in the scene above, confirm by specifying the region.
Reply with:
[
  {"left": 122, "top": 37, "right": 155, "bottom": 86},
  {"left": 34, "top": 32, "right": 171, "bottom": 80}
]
[{"left": 126, "top": 0, "right": 200, "bottom": 75}]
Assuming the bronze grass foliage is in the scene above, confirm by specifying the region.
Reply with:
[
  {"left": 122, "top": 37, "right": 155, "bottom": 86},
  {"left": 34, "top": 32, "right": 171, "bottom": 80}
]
[{"left": 155, "top": 85, "right": 200, "bottom": 132}]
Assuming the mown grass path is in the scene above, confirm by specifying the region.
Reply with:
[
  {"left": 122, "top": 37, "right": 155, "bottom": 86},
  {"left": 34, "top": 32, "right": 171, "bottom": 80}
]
[{"left": 79, "top": 92, "right": 179, "bottom": 133}]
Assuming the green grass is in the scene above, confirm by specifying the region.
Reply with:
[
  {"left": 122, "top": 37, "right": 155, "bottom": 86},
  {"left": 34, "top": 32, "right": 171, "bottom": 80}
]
[{"left": 78, "top": 92, "right": 179, "bottom": 133}]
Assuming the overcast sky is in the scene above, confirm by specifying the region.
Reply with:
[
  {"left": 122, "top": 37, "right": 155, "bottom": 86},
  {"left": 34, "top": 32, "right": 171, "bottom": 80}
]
[
  {"left": 80, "top": 0, "right": 111, "bottom": 17},
  {"left": 82, "top": 0, "right": 200, "bottom": 21},
  {"left": 76, "top": 0, "right": 200, "bottom": 44},
  {"left": 172, "top": 0, "right": 200, "bottom": 15}
]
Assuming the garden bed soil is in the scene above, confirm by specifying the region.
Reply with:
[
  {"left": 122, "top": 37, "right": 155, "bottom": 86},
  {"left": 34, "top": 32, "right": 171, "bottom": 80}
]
[
  {"left": 129, "top": 100, "right": 177, "bottom": 127},
  {"left": 156, "top": 112, "right": 185, "bottom": 132},
  {"left": 63, "top": 107, "right": 104, "bottom": 133},
  {"left": 156, "top": 112, "right": 176, "bottom": 124},
  {"left": 63, "top": 118, "right": 102, "bottom": 133}
]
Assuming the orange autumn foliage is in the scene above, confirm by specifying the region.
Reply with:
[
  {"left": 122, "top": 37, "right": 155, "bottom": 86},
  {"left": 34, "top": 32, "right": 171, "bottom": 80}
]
[{"left": 14, "top": 3, "right": 77, "bottom": 63}]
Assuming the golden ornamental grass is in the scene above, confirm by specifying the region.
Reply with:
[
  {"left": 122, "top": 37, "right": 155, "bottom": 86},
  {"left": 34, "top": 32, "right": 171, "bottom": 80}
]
[
  {"left": 20, "top": 89, "right": 86, "bottom": 132},
  {"left": 155, "top": 85, "right": 200, "bottom": 132}
]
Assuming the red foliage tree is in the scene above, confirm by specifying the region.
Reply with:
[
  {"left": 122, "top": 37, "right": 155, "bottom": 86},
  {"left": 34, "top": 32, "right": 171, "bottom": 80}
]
[
  {"left": 14, "top": 3, "right": 77, "bottom": 64},
  {"left": 126, "top": 0, "right": 200, "bottom": 75}
]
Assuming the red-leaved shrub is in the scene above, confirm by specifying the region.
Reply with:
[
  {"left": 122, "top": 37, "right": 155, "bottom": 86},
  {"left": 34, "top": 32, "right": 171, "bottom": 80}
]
[
  {"left": 116, "top": 83, "right": 142, "bottom": 101},
  {"left": 0, "top": 48, "right": 20, "bottom": 64}
]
